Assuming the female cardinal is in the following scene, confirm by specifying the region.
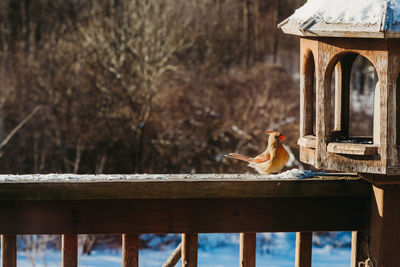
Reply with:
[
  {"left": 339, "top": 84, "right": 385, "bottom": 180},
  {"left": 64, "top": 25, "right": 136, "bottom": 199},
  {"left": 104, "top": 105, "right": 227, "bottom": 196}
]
[{"left": 226, "top": 131, "right": 289, "bottom": 174}]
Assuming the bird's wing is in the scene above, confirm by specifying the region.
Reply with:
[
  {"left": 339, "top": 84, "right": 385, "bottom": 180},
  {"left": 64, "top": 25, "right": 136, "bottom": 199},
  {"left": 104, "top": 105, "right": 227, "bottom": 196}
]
[{"left": 253, "top": 152, "right": 271, "bottom": 163}]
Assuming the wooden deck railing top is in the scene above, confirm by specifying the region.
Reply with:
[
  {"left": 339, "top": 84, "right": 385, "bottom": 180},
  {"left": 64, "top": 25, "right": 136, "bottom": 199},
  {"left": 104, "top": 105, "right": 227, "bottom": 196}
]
[
  {"left": 0, "top": 174, "right": 370, "bottom": 235},
  {"left": 0, "top": 173, "right": 369, "bottom": 200}
]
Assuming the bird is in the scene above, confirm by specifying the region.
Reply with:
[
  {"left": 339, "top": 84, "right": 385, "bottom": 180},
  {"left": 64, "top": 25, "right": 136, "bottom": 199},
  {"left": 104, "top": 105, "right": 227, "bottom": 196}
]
[{"left": 225, "top": 130, "right": 290, "bottom": 174}]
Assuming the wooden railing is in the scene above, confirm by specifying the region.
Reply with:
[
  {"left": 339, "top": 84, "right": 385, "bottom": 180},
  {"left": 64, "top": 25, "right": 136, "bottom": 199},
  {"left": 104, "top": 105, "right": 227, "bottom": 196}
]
[{"left": 0, "top": 174, "right": 371, "bottom": 267}]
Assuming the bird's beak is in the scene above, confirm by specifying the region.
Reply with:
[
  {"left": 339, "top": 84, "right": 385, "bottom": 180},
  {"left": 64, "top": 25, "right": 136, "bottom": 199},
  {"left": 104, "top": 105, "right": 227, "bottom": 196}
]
[
  {"left": 265, "top": 130, "right": 276, "bottom": 135},
  {"left": 279, "top": 135, "right": 286, "bottom": 142}
]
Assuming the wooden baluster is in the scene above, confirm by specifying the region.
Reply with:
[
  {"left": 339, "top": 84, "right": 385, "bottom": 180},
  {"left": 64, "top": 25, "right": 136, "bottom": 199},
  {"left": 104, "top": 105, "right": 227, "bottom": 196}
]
[
  {"left": 240, "top": 233, "right": 256, "bottom": 267},
  {"left": 295, "top": 232, "right": 312, "bottom": 267},
  {"left": 62, "top": 234, "right": 78, "bottom": 267},
  {"left": 122, "top": 234, "right": 139, "bottom": 267},
  {"left": 1, "top": 235, "right": 16, "bottom": 267},
  {"left": 181, "top": 233, "right": 198, "bottom": 267},
  {"left": 351, "top": 231, "right": 369, "bottom": 267}
]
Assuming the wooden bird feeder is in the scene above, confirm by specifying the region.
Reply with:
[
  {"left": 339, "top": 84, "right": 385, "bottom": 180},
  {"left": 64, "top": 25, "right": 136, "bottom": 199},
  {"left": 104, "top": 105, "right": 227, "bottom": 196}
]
[
  {"left": 279, "top": 4, "right": 400, "bottom": 264},
  {"left": 279, "top": 1, "right": 400, "bottom": 176}
]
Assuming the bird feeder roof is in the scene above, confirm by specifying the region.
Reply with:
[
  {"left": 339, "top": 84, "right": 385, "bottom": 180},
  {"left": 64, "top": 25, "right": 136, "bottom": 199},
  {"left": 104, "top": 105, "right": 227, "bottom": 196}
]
[{"left": 279, "top": 0, "right": 400, "bottom": 38}]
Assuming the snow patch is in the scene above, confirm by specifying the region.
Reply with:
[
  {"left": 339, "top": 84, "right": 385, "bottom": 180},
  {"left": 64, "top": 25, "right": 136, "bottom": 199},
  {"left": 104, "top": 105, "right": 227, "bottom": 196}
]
[
  {"left": 291, "top": 0, "right": 400, "bottom": 25},
  {"left": 264, "top": 169, "right": 324, "bottom": 179},
  {"left": 0, "top": 170, "right": 326, "bottom": 182}
]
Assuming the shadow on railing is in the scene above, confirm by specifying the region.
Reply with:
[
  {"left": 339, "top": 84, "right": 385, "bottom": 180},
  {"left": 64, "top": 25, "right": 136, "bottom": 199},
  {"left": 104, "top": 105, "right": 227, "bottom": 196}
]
[{"left": 0, "top": 174, "right": 371, "bottom": 267}]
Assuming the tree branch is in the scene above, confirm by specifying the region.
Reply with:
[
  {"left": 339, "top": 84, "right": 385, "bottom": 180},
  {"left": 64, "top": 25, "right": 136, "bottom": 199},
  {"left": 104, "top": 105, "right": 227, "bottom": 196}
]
[{"left": 0, "top": 105, "right": 42, "bottom": 151}]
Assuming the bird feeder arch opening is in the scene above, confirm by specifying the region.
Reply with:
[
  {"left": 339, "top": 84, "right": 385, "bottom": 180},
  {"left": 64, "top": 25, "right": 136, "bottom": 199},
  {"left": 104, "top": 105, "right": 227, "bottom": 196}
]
[
  {"left": 301, "top": 49, "right": 317, "bottom": 138},
  {"left": 325, "top": 51, "right": 379, "bottom": 88},
  {"left": 324, "top": 51, "right": 379, "bottom": 148}
]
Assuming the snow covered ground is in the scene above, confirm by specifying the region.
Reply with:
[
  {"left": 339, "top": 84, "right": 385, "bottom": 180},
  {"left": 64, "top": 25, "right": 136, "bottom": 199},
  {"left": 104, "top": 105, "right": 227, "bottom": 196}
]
[{"left": 13, "top": 233, "right": 351, "bottom": 267}]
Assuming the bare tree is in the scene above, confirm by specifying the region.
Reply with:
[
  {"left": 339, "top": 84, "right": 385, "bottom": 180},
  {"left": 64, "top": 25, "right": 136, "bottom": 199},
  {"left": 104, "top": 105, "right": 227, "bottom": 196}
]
[
  {"left": 78, "top": 0, "right": 200, "bottom": 170},
  {"left": 20, "top": 235, "right": 58, "bottom": 267}
]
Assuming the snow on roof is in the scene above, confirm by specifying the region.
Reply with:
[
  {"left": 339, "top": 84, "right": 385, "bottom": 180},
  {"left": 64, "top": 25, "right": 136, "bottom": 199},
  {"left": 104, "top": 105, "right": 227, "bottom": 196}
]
[
  {"left": 293, "top": 0, "right": 400, "bottom": 25},
  {"left": 279, "top": 0, "right": 400, "bottom": 38}
]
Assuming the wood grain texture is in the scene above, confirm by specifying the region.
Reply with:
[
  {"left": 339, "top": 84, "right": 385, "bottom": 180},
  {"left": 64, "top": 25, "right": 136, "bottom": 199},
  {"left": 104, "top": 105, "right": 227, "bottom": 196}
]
[
  {"left": 281, "top": 20, "right": 388, "bottom": 39},
  {"left": 0, "top": 196, "right": 369, "bottom": 235},
  {"left": 369, "top": 184, "right": 400, "bottom": 267},
  {"left": 182, "top": 234, "right": 197, "bottom": 267},
  {"left": 295, "top": 232, "right": 312, "bottom": 267},
  {"left": 301, "top": 48, "right": 316, "bottom": 136},
  {"left": 122, "top": 234, "right": 139, "bottom": 267},
  {"left": 327, "top": 143, "right": 378, "bottom": 156},
  {"left": 360, "top": 172, "right": 400, "bottom": 184},
  {"left": 297, "top": 136, "right": 316, "bottom": 149},
  {"left": 240, "top": 233, "right": 256, "bottom": 267},
  {"left": 62, "top": 234, "right": 77, "bottom": 267},
  {"left": 0, "top": 175, "right": 370, "bottom": 200},
  {"left": 298, "top": 36, "right": 400, "bottom": 174},
  {"left": 388, "top": 39, "right": 400, "bottom": 168},
  {"left": 300, "top": 37, "right": 391, "bottom": 174},
  {"left": 299, "top": 146, "right": 316, "bottom": 166},
  {"left": 373, "top": 80, "right": 381, "bottom": 145},
  {"left": 1, "top": 235, "right": 16, "bottom": 267},
  {"left": 351, "top": 231, "right": 369, "bottom": 267},
  {"left": 333, "top": 62, "right": 343, "bottom": 132}
]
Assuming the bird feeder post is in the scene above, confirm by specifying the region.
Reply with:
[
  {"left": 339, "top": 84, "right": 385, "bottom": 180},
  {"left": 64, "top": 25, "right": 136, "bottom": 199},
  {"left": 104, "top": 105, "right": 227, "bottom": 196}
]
[{"left": 368, "top": 184, "right": 400, "bottom": 266}]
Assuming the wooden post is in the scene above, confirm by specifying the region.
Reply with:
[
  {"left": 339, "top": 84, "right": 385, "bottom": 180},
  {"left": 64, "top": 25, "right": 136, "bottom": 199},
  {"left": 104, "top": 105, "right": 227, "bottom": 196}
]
[
  {"left": 333, "top": 62, "right": 342, "bottom": 131},
  {"left": 122, "top": 234, "right": 139, "bottom": 267},
  {"left": 373, "top": 80, "right": 381, "bottom": 145},
  {"left": 295, "top": 232, "right": 312, "bottom": 267},
  {"left": 1, "top": 235, "right": 16, "bottom": 267},
  {"left": 181, "top": 233, "right": 198, "bottom": 267},
  {"left": 396, "top": 70, "right": 400, "bottom": 146},
  {"left": 240, "top": 233, "right": 256, "bottom": 267},
  {"left": 369, "top": 184, "right": 400, "bottom": 267},
  {"left": 350, "top": 231, "right": 369, "bottom": 267},
  {"left": 338, "top": 55, "right": 357, "bottom": 137},
  {"left": 62, "top": 234, "right": 78, "bottom": 267}
]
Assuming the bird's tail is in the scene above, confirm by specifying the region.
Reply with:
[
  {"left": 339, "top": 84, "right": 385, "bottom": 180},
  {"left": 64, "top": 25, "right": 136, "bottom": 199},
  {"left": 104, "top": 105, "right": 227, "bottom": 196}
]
[{"left": 225, "top": 153, "right": 252, "bottom": 162}]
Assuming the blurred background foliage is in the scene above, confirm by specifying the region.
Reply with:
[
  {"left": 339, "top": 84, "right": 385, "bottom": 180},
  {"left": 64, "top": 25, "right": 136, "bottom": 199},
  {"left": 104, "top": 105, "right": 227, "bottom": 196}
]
[{"left": 0, "top": 0, "right": 304, "bottom": 174}]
